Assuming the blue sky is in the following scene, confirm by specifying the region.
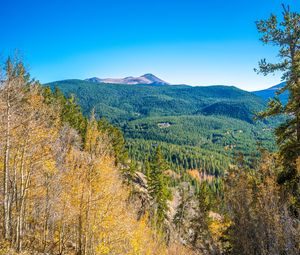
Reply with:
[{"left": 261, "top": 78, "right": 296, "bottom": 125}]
[{"left": 1, "top": 0, "right": 299, "bottom": 90}]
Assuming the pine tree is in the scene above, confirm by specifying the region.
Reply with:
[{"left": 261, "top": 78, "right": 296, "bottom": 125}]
[
  {"left": 148, "top": 146, "right": 171, "bottom": 230},
  {"left": 255, "top": 4, "right": 300, "bottom": 214},
  {"left": 190, "top": 183, "right": 215, "bottom": 252},
  {"left": 97, "top": 117, "right": 128, "bottom": 165}
]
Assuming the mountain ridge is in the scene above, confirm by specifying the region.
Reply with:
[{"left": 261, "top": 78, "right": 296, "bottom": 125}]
[
  {"left": 253, "top": 82, "right": 288, "bottom": 104},
  {"left": 45, "top": 79, "right": 265, "bottom": 123},
  {"left": 85, "top": 73, "right": 169, "bottom": 85}
]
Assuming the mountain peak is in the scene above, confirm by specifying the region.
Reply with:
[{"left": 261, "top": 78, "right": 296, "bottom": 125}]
[
  {"left": 85, "top": 74, "right": 169, "bottom": 85},
  {"left": 141, "top": 73, "right": 156, "bottom": 77},
  {"left": 140, "top": 73, "right": 169, "bottom": 84}
]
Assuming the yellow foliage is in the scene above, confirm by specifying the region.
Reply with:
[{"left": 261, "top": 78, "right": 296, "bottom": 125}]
[
  {"left": 0, "top": 71, "right": 167, "bottom": 254},
  {"left": 297, "top": 157, "right": 300, "bottom": 176}
]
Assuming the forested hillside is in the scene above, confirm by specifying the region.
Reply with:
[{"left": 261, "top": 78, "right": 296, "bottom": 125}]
[
  {"left": 46, "top": 80, "right": 265, "bottom": 123},
  {"left": 46, "top": 79, "right": 277, "bottom": 177}
]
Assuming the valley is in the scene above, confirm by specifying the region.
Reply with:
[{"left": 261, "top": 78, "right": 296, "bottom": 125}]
[{"left": 46, "top": 76, "right": 279, "bottom": 177}]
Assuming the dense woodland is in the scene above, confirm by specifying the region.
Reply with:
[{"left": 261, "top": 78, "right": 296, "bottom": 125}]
[
  {"left": 47, "top": 73, "right": 279, "bottom": 181},
  {"left": 1, "top": 5, "right": 300, "bottom": 255}
]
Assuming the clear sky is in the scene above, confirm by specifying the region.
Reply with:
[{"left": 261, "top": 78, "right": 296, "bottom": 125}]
[{"left": 1, "top": 0, "right": 299, "bottom": 91}]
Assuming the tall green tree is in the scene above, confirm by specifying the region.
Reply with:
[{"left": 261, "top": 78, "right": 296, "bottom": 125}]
[
  {"left": 255, "top": 4, "right": 300, "bottom": 213},
  {"left": 148, "top": 146, "right": 171, "bottom": 230},
  {"left": 97, "top": 118, "right": 128, "bottom": 165},
  {"left": 43, "top": 86, "right": 88, "bottom": 139}
]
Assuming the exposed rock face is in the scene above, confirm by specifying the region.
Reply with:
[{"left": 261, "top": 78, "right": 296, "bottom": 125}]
[
  {"left": 85, "top": 73, "right": 169, "bottom": 85},
  {"left": 132, "top": 171, "right": 148, "bottom": 192},
  {"left": 129, "top": 171, "right": 151, "bottom": 220}
]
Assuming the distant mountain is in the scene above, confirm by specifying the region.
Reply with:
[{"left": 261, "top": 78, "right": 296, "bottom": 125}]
[
  {"left": 85, "top": 73, "right": 169, "bottom": 85},
  {"left": 253, "top": 82, "right": 288, "bottom": 104},
  {"left": 45, "top": 79, "right": 277, "bottom": 175},
  {"left": 46, "top": 79, "right": 265, "bottom": 123}
]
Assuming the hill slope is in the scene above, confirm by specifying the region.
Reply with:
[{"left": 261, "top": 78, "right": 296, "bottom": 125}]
[
  {"left": 253, "top": 82, "right": 288, "bottom": 104},
  {"left": 46, "top": 79, "right": 265, "bottom": 123},
  {"left": 45, "top": 79, "right": 275, "bottom": 174}
]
